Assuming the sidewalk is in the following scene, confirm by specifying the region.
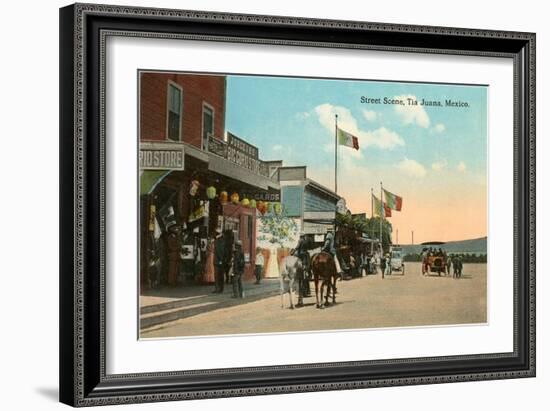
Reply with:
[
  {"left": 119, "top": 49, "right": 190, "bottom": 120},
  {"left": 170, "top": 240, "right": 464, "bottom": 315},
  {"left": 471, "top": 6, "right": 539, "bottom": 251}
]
[{"left": 140, "top": 278, "right": 280, "bottom": 331}]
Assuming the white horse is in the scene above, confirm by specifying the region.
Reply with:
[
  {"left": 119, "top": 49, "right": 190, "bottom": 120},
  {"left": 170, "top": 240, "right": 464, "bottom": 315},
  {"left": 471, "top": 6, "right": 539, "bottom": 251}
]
[{"left": 279, "top": 255, "right": 303, "bottom": 309}]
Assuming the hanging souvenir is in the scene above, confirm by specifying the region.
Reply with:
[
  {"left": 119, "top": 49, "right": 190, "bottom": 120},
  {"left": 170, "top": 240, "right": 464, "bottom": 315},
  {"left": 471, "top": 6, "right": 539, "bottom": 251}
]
[
  {"left": 231, "top": 192, "right": 240, "bottom": 204},
  {"left": 206, "top": 186, "right": 216, "bottom": 200},
  {"left": 189, "top": 180, "right": 200, "bottom": 196}
]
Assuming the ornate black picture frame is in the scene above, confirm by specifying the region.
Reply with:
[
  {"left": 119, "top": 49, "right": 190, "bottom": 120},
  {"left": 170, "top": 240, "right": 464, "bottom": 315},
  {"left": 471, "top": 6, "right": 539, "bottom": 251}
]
[{"left": 59, "top": 3, "right": 535, "bottom": 407}]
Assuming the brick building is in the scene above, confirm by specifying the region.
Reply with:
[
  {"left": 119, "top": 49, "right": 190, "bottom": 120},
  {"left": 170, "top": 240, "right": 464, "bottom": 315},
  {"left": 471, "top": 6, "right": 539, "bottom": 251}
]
[
  {"left": 138, "top": 72, "right": 280, "bottom": 289},
  {"left": 140, "top": 72, "right": 226, "bottom": 148}
]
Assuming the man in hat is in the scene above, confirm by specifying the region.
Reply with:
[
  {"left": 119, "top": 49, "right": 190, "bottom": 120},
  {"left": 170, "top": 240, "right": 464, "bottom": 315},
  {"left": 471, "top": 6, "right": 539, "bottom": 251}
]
[
  {"left": 294, "top": 231, "right": 311, "bottom": 297},
  {"left": 213, "top": 228, "right": 225, "bottom": 293},
  {"left": 166, "top": 224, "right": 181, "bottom": 286},
  {"left": 222, "top": 230, "right": 235, "bottom": 285},
  {"left": 380, "top": 253, "right": 387, "bottom": 277},
  {"left": 322, "top": 230, "right": 344, "bottom": 279},
  {"left": 232, "top": 240, "right": 245, "bottom": 298}
]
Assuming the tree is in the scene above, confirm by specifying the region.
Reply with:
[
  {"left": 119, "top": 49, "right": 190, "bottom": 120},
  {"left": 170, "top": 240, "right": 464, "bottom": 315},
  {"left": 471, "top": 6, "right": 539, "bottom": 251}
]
[
  {"left": 365, "top": 217, "right": 393, "bottom": 252},
  {"left": 335, "top": 213, "right": 392, "bottom": 251}
]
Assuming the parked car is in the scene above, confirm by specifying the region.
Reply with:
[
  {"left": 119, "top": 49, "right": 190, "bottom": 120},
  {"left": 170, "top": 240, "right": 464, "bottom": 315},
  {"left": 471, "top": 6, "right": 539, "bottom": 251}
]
[{"left": 389, "top": 246, "right": 405, "bottom": 274}]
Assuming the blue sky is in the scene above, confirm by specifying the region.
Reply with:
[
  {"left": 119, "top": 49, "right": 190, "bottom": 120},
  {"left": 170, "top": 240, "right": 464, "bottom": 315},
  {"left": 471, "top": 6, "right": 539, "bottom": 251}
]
[{"left": 225, "top": 75, "right": 488, "bottom": 243}]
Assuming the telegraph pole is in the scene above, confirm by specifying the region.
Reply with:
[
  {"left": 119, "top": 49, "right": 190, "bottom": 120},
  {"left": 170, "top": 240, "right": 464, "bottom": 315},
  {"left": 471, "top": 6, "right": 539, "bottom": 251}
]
[{"left": 334, "top": 114, "right": 338, "bottom": 194}]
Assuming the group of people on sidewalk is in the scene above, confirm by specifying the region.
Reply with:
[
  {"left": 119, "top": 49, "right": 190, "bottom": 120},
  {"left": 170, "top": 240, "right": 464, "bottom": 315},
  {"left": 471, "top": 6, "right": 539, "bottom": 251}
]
[{"left": 212, "top": 228, "right": 265, "bottom": 298}]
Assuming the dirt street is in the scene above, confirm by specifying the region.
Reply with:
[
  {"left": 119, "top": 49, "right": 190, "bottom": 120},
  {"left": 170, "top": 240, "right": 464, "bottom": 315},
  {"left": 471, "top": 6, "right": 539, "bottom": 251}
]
[{"left": 142, "top": 262, "right": 487, "bottom": 338}]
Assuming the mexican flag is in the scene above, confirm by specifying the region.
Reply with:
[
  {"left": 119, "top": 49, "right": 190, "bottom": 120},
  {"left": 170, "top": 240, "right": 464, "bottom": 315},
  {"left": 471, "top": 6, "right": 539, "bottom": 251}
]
[
  {"left": 373, "top": 194, "right": 392, "bottom": 218},
  {"left": 383, "top": 188, "right": 403, "bottom": 211},
  {"left": 337, "top": 127, "right": 359, "bottom": 150}
]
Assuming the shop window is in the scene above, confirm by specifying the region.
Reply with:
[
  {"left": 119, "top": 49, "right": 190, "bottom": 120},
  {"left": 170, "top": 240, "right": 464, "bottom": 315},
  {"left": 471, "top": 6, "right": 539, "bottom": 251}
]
[
  {"left": 167, "top": 82, "right": 182, "bottom": 141},
  {"left": 224, "top": 217, "right": 239, "bottom": 240},
  {"left": 202, "top": 103, "right": 214, "bottom": 150}
]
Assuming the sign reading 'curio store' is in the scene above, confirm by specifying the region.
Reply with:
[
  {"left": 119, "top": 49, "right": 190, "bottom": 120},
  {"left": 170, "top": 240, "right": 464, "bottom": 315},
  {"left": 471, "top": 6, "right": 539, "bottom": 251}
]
[{"left": 139, "top": 142, "right": 185, "bottom": 170}]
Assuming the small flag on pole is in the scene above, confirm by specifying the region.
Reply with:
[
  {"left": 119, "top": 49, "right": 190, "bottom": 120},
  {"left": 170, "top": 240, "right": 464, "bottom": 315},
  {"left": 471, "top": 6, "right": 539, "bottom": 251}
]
[
  {"left": 373, "top": 194, "right": 392, "bottom": 218},
  {"left": 337, "top": 127, "right": 359, "bottom": 150},
  {"left": 383, "top": 188, "right": 403, "bottom": 211}
]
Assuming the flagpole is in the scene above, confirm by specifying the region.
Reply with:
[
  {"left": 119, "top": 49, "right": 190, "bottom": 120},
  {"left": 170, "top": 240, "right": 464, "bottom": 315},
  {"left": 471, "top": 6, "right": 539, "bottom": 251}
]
[
  {"left": 334, "top": 114, "right": 338, "bottom": 194},
  {"left": 380, "top": 181, "right": 383, "bottom": 248},
  {"left": 371, "top": 187, "right": 374, "bottom": 237},
  {"left": 380, "top": 181, "right": 384, "bottom": 279}
]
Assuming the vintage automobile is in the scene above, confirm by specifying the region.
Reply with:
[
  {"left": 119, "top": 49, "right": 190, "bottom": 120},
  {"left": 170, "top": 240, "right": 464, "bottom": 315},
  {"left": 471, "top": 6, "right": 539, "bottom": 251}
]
[
  {"left": 421, "top": 242, "right": 448, "bottom": 276},
  {"left": 389, "top": 246, "right": 405, "bottom": 274}
]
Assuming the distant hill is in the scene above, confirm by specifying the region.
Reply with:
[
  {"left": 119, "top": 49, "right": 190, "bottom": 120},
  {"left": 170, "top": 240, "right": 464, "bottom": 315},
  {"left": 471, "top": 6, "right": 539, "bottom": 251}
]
[{"left": 398, "top": 237, "right": 487, "bottom": 255}]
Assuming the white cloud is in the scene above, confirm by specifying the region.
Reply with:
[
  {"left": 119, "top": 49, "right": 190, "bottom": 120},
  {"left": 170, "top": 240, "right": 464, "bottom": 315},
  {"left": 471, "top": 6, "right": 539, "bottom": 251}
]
[
  {"left": 394, "top": 95, "right": 430, "bottom": 128},
  {"left": 272, "top": 144, "right": 283, "bottom": 152},
  {"left": 457, "top": 161, "right": 467, "bottom": 172},
  {"left": 314, "top": 103, "right": 404, "bottom": 151},
  {"left": 362, "top": 109, "right": 378, "bottom": 122},
  {"left": 431, "top": 159, "right": 447, "bottom": 171},
  {"left": 295, "top": 111, "right": 310, "bottom": 120},
  {"left": 396, "top": 157, "right": 427, "bottom": 178},
  {"left": 366, "top": 127, "right": 404, "bottom": 149},
  {"left": 434, "top": 123, "right": 446, "bottom": 133}
]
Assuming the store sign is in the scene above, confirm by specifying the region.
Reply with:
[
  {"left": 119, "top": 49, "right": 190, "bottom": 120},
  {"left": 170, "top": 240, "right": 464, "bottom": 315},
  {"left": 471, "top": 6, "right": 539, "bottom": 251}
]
[
  {"left": 208, "top": 134, "right": 269, "bottom": 177},
  {"left": 139, "top": 143, "right": 184, "bottom": 170},
  {"left": 240, "top": 191, "right": 281, "bottom": 202},
  {"left": 207, "top": 136, "right": 227, "bottom": 158},
  {"left": 227, "top": 132, "right": 258, "bottom": 159},
  {"left": 303, "top": 221, "right": 332, "bottom": 235},
  {"left": 314, "top": 234, "right": 326, "bottom": 243}
]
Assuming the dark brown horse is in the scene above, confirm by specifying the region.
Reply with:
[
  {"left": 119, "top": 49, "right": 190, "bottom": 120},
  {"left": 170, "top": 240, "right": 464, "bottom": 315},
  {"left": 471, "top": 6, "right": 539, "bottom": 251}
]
[{"left": 310, "top": 252, "right": 338, "bottom": 308}]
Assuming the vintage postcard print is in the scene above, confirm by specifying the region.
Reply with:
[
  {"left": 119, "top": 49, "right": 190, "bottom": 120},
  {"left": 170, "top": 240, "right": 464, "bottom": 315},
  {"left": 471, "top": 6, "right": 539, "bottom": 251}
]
[{"left": 138, "top": 72, "right": 487, "bottom": 338}]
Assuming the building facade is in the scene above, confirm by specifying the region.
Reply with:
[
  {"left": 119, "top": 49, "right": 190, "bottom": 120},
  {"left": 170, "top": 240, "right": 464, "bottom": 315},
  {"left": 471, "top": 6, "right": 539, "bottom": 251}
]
[
  {"left": 277, "top": 166, "right": 341, "bottom": 240},
  {"left": 139, "top": 72, "right": 280, "bottom": 288},
  {"left": 140, "top": 72, "right": 226, "bottom": 149}
]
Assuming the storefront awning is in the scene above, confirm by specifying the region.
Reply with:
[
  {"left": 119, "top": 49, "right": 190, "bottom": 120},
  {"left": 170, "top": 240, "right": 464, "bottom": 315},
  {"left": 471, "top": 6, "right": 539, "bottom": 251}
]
[
  {"left": 140, "top": 170, "right": 172, "bottom": 195},
  {"left": 208, "top": 154, "right": 280, "bottom": 191}
]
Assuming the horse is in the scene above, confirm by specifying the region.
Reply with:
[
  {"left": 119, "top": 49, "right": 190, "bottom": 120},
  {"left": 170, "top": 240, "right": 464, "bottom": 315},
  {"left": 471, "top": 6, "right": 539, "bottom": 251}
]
[
  {"left": 279, "top": 255, "right": 304, "bottom": 309},
  {"left": 310, "top": 252, "right": 338, "bottom": 308}
]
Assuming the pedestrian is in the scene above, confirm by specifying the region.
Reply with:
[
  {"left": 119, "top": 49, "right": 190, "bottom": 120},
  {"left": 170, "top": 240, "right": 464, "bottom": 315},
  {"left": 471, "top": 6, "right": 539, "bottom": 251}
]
[
  {"left": 213, "top": 228, "right": 225, "bottom": 293},
  {"left": 254, "top": 247, "right": 264, "bottom": 284},
  {"left": 294, "top": 231, "right": 311, "bottom": 296},
  {"left": 223, "top": 230, "right": 234, "bottom": 284},
  {"left": 166, "top": 224, "right": 181, "bottom": 286},
  {"left": 148, "top": 245, "right": 160, "bottom": 289},
  {"left": 360, "top": 251, "right": 368, "bottom": 276},
  {"left": 232, "top": 240, "right": 245, "bottom": 298},
  {"left": 380, "top": 253, "right": 387, "bottom": 277}
]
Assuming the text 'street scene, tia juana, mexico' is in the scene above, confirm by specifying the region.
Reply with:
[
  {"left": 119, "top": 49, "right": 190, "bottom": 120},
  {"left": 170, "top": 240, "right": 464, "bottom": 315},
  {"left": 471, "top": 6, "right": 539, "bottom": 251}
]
[{"left": 138, "top": 72, "right": 488, "bottom": 338}]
